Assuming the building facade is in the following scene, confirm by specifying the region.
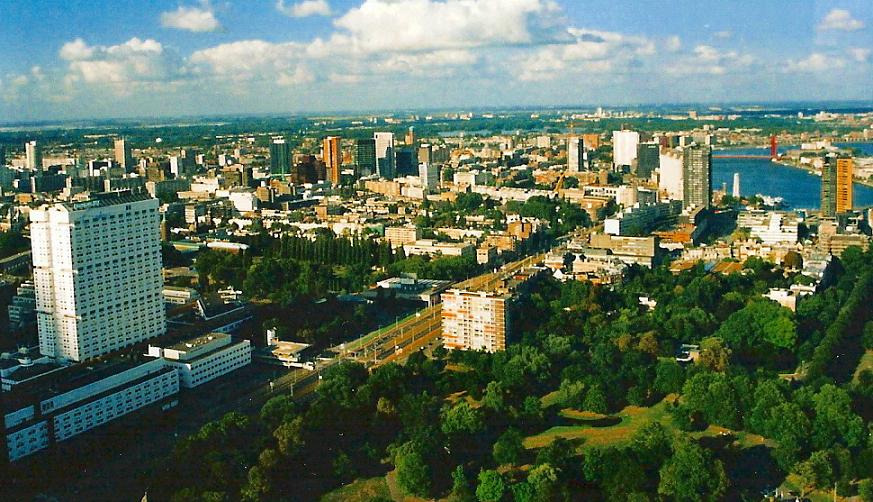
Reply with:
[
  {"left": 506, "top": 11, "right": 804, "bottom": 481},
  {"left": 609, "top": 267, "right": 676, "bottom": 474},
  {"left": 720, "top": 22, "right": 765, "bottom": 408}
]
[
  {"left": 612, "top": 130, "right": 640, "bottom": 169},
  {"left": 30, "top": 193, "right": 165, "bottom": 362},
  {"left": 821, "top": 155, "right": 853, "bottom": 217},
  {"left": 568, "top": 137, "right": 584, "bottom": 172},
  {"left": 269, "top": 139, "right": 292, "bottom": 175},
  {"left": 322, "top": 136, "right": 342, "bottom": 185},
  {"left": 354, "top": 138, "right": 377, "bottom": 177},
  {"left": 374, "top": 132, "right": 396, "bottom": 179},
  {"left": 682, "top": 145, "right": 712, "bottom": 209},
  {"left": 442, "top": 290, "right": 509, "bottom": 353}
]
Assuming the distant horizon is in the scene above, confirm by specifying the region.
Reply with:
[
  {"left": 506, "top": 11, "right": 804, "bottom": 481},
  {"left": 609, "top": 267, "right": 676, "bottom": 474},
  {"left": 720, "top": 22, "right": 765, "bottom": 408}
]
[
  {"left": 1, "top": 1, "right": 869, "bottom": 122},
  {"left": 1, "top": 98, "right": 872, "bottom": 130}
]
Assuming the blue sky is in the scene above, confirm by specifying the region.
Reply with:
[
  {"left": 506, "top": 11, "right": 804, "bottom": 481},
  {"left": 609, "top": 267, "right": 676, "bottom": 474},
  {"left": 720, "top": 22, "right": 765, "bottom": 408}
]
[{"left": 0, "top": 0, "right": 870, "bottom": 121}]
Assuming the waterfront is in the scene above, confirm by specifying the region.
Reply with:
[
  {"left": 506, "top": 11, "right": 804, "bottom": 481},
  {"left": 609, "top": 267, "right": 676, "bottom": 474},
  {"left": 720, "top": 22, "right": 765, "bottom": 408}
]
[{"left": 713, "top": 145, "right": 873, "bottom": 210}]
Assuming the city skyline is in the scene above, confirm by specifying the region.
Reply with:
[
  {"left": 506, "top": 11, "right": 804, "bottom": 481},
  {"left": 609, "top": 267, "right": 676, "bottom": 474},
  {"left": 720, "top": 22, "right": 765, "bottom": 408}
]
[{"left": 0, "top": 0, "right": 870, "bottom": 122}]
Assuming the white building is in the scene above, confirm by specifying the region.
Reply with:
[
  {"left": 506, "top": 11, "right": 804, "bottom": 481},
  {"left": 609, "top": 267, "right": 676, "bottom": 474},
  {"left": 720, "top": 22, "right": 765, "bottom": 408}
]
[
  {"left": 374, "top": 132, "right": 396, "bottom": 179},
  {"left": 26, "top": 140, "right": 42, "bottom": 170},
  {"left": 612, "top": 130, "right": 640, "bottom": 168},
  {"left": 659, "top": 149, "right": 684, "bottom": 201},
  {"left": 568, "top": 137, "right": 584, "bottom": 172},
  {"left": 147, "top": 333, "right": 251, "bottom": 388},
  {"left": 403, "top": 239, "right": 476, "bottom": 259},
  {"left": 736, "top": 210, "right": 800, "bottom": 245},
  {"left": 30, "top": 193, "right": 165, "bottom": 362}
]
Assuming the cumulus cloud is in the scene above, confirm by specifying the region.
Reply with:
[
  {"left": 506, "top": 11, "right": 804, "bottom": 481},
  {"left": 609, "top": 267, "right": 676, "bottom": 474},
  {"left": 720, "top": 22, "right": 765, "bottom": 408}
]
[
  {"left": 665, "top": 35, "right": 681, "bottom": 52},
  {"left": 785, "top": 53, "right": 845, "bottom": 72},
  {"left": 161, "top": 2, "right": 221, "bottom": 32},
  {"left": 664, "top": 45, "right": 755, "bottom": 76},
  {"left": 714, "top": 30, "right": 732, "bottom": 39},
  {"left": 818, "top": 9, "right": 865, "bottom": 31},
  {"left": 276, "top": 0, "right": 332, "bottom": 18}
]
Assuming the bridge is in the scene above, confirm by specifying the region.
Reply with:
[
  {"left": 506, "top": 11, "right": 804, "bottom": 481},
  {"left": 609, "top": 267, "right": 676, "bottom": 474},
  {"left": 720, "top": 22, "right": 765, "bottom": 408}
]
[{"left": 713, "top": 135, "right": 779, "bottom": 160}]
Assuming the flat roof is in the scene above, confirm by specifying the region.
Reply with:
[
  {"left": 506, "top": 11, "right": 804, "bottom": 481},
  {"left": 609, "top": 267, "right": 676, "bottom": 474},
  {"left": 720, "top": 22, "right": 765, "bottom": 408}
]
[{"left": 164, "top": 332, "right": 229, "bottom": 352}]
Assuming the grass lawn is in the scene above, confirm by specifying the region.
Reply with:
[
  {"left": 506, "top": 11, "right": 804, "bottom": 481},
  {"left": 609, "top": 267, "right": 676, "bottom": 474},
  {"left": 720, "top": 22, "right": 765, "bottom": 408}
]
[
  {"left": 320, "top": 477, "right": 391, "bottom": 502},
  {"left": 525, "top": 399, "right": 674, "bottom": 450},
  {"left": 853, "top": 349, "right": 873, "bottom": 384}
]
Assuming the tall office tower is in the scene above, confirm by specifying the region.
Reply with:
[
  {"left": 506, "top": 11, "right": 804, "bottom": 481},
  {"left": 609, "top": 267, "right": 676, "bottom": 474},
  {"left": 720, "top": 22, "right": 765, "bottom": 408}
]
[
  {"left": 567, "top": 137, "right": 584, "bottom": 172},
  {"left": 374, "top": 132, "right": 396, "bottom": 179},
  {"left": 269, "top": 139, "right": 291, "bottom": 175},
  {"left": 405, "top": 127, "right": 416, "bottom": 147},
  {"left": 821, "top": 155, "right": 853, "bottom": 216},
  {"left": 682, "top": 145, "right": 712, "bottom": 209},
  {"left": 354, "top": 138, "right": 377, "bottom": 177},
  {"left": 30, "top": 193, "right": 165, "bottom": 362},
  {"left": 418, "top": 143, "right": 433, "bottom": 166},
  {"left": 26, "top": 141, "right": 43, "bottom": 170},
  {"left": 179, "top": 148, "right": 197, "bottom": 177},
  {"left": 442, "top": 289, "right": 510, "bottom": 352},
  {"left": 0, "top": 145, "right": 6, "bottom": 166},
  {"left": 114, "top": 138, "right": 134, "bottom": 171},
  {"left": 612, "top": 130, "right": 640, "bottom": 169},
  {"left": 419, "top": 163, "right": 439, "bottom": 190},
  {"left": 395, "top": 147, "right": 415, "bottom": 176},
  {"left": 636, "top": 143, "right": 660, "bottom": 179},
  {"left": 322, "top": 136, "right": 342, "bottom": 185},
  {"left": 732, "top": 173, "right": 741, "bottom": 198}
]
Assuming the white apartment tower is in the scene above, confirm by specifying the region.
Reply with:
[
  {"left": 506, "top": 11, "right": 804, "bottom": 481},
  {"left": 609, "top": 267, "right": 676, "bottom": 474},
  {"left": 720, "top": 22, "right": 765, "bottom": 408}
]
[
  {"left": 612, "top": 130, "right": 640, "bottom": 169},
  {"left": 26, "top": 140, "right": 43, "bottom": 170},
  {"left": 374, "top": 132, "right": 396, "bottom": 179},
  {"left": 442, "top": 289, "right": 510, "bottom": 352},
  {"left": 568, "top": 137, "right": 585, "bottom": 172},
  {"left": 31, "top": 193, "right": 166, "bottom": 362}
]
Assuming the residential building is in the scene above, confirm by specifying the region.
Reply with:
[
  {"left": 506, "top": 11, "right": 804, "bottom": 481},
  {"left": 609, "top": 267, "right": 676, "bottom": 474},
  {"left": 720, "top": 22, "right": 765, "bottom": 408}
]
[
  {"left": 636, "top": 143, "right": 659, "bottom": 178},
  {"left": 419, "top": 162, "right": 439, "bottom": 190},
  {"left": 7, "top": 281, "right": 36, "bottom": 330},
  {"left": 30, "top": 193, "right": 165, "bottom": 362},
  {"left": 659, "top": 149, "right": 684, "bottom": 201},
  {"left": 682, "top": 145, "right": 712, "bottom": 209},
  {"left": 25, "top": 141, "right": 42, "bottom": 171},
  {"left": 568, "top": 137, "right": 584, "bottom": 172},
  {"left": 442, "top": 290, "right": 510, "bottom": 352},
  {"left": 821, "top": 155, "right": 853, "bottom": 216},
  {"left": 146, "top": 333, "right": 252, "bottom": 388},
  {"left": 385, "top": 226, "right": 422, "bottom": 247},
  {"left": 604, "top": 200, "right": 683, "bottom": 236},
  {"left": 114, "top": 138, "right": 134, "bottom": 171},
  {"left": 736, "top": 210, "right": 800, "bottom": 244}
]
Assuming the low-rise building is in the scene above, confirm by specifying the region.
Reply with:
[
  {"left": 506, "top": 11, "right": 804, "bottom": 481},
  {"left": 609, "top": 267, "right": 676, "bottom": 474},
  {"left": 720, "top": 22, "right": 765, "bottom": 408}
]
[
  {"left": 147, "top": 333, "right": 252, "bottom": 388},
  {"left": 737, "top": 210, "right": 800, "bottom": 244},
  {"left": 403, "top": 239, "right": 476, "bottom": 259}
]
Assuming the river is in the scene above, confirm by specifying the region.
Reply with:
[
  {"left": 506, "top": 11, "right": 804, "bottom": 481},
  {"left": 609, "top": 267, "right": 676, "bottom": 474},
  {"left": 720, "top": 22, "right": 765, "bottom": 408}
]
[{"left": 713, "top": 143, "right": 873, "bottom": 210}]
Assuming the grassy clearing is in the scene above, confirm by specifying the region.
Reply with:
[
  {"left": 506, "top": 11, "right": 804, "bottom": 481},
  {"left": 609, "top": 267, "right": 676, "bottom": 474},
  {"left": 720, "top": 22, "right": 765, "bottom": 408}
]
[
  {"left": 853, "top": 349, "right": 873, "bottom": 384},
  {"left": 320, "top": 477, "right": 391, "bottom": 502},
  {"left": 525, "top": 399, "right": 673, "bottom": 450}
]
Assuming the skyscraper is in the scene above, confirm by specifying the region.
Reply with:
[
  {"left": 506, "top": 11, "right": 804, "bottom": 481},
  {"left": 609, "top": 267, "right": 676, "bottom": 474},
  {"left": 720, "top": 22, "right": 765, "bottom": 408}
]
[
  {"left": 114, "top": 138, "right": 134, "bottom": 171},
  {"left": 682, "top": 145, "right": 712, "bottom": 209},
  {"left": 419, "top": 162, "right": 439, "bottom": 190},
  {"left": 821, "top": 155, "right": 853, "bottom": 217},
  {"left": 636, "top": 143, "right": 659, "bottom": 179},
  {"left": 354, "top": 138, "right": 377, "bottom": 177},
  {"left": 270, "top": 139, "right": 291, "bottom": 175},
  {"left": 732, "top": 173, "right": 741, "bottom": 198},
  {"left": 567, "top": 137, "right": 584, "bottom": 172},
  {"left": 322, "top": 136, "right": 342, "bottom": 185},
  {"left": 0, "top": 144, "right": 6, "bottom": 167},
  {"left": 26, "top": 140, "right": 42, "bottom": 170},
  {"left": 405, "top": 126, "right": 416, "bottom": 147},
  {"left": 374, "top": 132, "right": 396, "bottom": 179},
  {"left": 418, "top": 143, "right": 433, "bottom": 166},
  {"left": 612, "top": 130, "right": 640, "bottom": 169},
  {"left": 30, "top": 193, "right": 165, "bottom": 362}
]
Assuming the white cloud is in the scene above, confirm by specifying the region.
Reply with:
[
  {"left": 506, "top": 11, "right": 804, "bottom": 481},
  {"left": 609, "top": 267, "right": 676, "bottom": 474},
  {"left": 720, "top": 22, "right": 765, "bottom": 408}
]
[
  {"left": 665, "top": 45, "right": 756, "bottom": 76},
  {"left": 785, "top": 52, "right": 845, "bottom": 72},
  {"left": 60, "top": 38, "right": 95, "bottom": 61},
  {"left": 714, "top": 30, "right": 732, "bottom": 39},
  {"left": 665, "top": 36, "right": 681, "bottom": 52},
  {"left": 277, "top": 66, "right": 316, "bottom": 86},
  {"left": 324, "top": 0, "right": 566, "bottom": 55},
  {"left": 276, "top": 0, "right": 332, "bottom": 18},
  {"left": 848, "top": 47, "right": 871, "bottom": 62},
  {"left": 160, "top": 2, "right": 221, "bottom": 32},
  {"left": 818, "top": 9, "right": 865, "bottom": 31}
]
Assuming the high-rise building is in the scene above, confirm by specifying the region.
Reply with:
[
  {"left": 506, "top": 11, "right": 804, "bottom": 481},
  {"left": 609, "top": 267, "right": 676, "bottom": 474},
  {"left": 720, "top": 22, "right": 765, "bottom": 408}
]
[
  {"left": 0, "top": 144, "right": 6, "bottom": 167},
  {"left": 269, "top": 139, "right": 292, "bottom": 175},
  {"left": 821, "top": 155, "right": 853, "bottom": 216},
  {"left": 26, "top": 140, "right": 42, "bottom": 170},
  {"left": 418, "top": 143, "right": 433, "bottom": 166},
  {"left": 30, "top": 193, "right": 165, "bottom": 362},
  {"left": 419, "top": 163, "right": 439, "bottom": 190},
  {"left": 374, "top": 132, "right": 396, "bottom": 179},
  {"left": 354, "top": 138, "right": 377, "bottom": 177},
  {"left": 322, "top": 136, "right": 342, "bottom": 185},
  {"left": 114, "top": 138, "right": 134, "bottom": 171},
  {"left": 442, "top": 289, "right": 510, "bottom": 352},
  {"left": 567, "top": 137, "right": 584, "bottom": 172},
  {"left": 395, "top": 147, "right": 415, "bottom": 176},
  {"left": 732, "top": 173, "right": 741, "bottom": 198},
  {"left": 405, "top": 127, "right": 416, "bottom": 147},
  {"left": 636, "top": 143, "right": 660, "bottom": 179},
  {"left": 682, "top": 145, "right": 712, "bottom": 209},
  {"left": 612, "top": 130, "right": 640, "bottom": 169},
  {"left": 658, "top": 149, "right": 683, "bottom": 201}
]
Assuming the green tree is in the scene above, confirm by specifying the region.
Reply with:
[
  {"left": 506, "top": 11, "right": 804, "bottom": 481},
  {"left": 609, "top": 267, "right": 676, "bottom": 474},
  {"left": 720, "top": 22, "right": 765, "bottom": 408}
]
[
  {"left": 394, "top": 441, "right": 432, "bottom": 498},
  {"left": 476, "top": 470, "right": 506, "bottom": 502},
  {"left": 859, "top": 478, "right": 873, "bottom": 502},
  {"left": 658, "top": 439, "right": 728, "bottom": 501},
  {"left": 793, "top": 450, "right": 835, "bottom": 496},
  {"left": 812, "top": 384, "right": 865, "bottom": 449},
  {"left": 493, "top": 428, "right": 525, "bottom": 466},
  {"left": 441, "top": 401, "right": 485, "bottom": 436}
]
